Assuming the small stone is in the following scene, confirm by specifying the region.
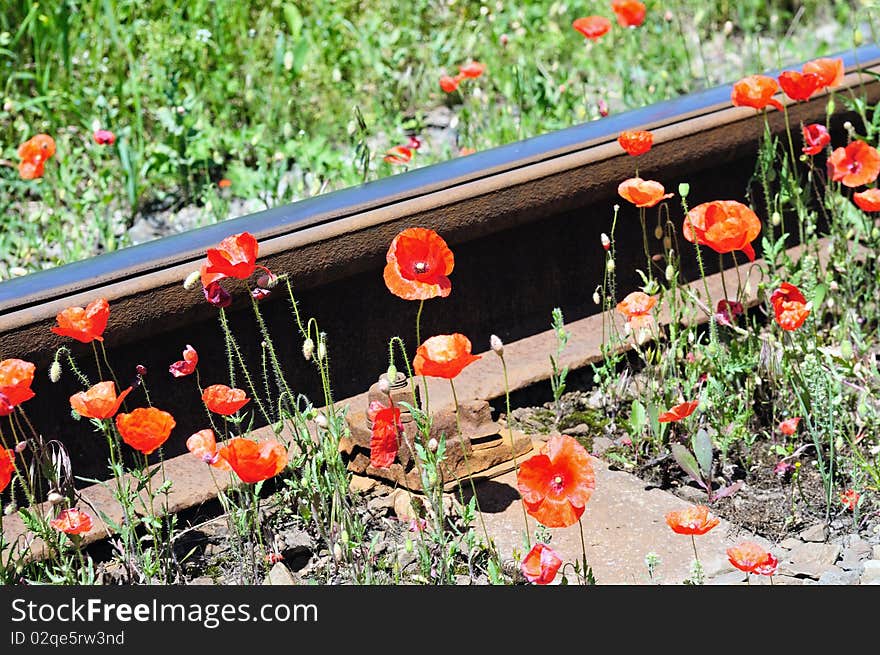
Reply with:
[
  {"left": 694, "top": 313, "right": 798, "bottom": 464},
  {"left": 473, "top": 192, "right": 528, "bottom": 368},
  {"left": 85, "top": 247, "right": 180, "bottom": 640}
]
[
  {"left": 566, "top": 423, "right": 591, "bottom": 437},
  {"left": 455, "top": 575, "right": 472, "bottom": 585},
  {"left": 676, "top": 485, "right": 708, "bottom": 504},
  {"left": 779, "top": 537, "right": 802, "bottom": 550},
  {"left": 840, "top": 539, "right": 872, "bottom": 570},
  {"left": 818, "top": 568, "right": 861, "bottom": 585},
  {"left": 861, "top": 560, "right": 880, "bottom": 585},
  {"left": 188, "top": 576, "right": 216, "bottom": 585},
  {"left": 799, "top": 523, "right": 828, "bottom": 543},
  {"left": 782, "top": 542, "right": 841, "bottom": 579},
  {"left": 367, "top": 493, "right": 396, "bottom": 513},
  {"left": 708, "top": 570, "right": 747, "bottom": 585},
  {"left": 264, "top": 562, "right": 297, "bottom": 585},
  {"left": 277, "top": 526, "right": 312, "bottom": 559},
  {"left": 591, "top": 436, "right": 614, "bottom": 456},
  {"left": 349, "top": 475, "right": 378, "bottom": 494},
  {"left": 873, "top": 545, "right": 880, "bottom": 560},
  {"left": 393, "top": 490, "right": 420, "bottom": 522}
]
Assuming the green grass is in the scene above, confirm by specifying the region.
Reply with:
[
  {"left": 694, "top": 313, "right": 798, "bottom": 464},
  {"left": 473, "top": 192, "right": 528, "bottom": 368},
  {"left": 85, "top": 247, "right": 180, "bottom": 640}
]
[{"left": 0, "top": 0, "right": 872, "bottom": 277}]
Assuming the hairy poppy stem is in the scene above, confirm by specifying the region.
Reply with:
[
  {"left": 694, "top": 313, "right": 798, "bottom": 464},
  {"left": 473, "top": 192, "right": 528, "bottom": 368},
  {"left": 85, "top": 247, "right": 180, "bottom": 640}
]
[
  {"left": 499, "top": 353, "right": 531, "bottom": 549},
  {"left": 639, "top": 208, "right": 653, "bottom": 282},
  {"left": 578, "top": 517, "right": 590, "bottom": 584}
]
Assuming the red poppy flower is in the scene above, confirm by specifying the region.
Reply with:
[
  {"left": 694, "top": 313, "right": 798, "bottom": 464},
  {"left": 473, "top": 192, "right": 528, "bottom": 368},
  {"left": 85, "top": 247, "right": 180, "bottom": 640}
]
[
  {"left": 727, "top": 541, "right": 777, "bottom": 574},
  {"left": 407, "top": 136, "right": 422, "bottom": 150},
  {"left": 169, "top": 344, "right": 198, "bottom": 377},
  {"left": 204, "top": 232, "right": 259, "bottom": 280},
  {"left": 413, "top": 333, "right": 481, "bottom": 379},
  {"left": 458, "top": 61, "right": 486, "bottom": 79},
  {"left": 854, "top": 188, "right": 880, "bottom": 212},
  {"left": 218, "top": 438, "right": 287, "bottom": 484},
  {"left": 521, "top": 542, "right": 563, "bottom": 585},
  {"left": 186, "top": 429, "right": 231, "bottom": 471},
  {"left": 778, "top": 417, "right": 801, "bottom": 435},
  {"left": 802, "top": 58, "right": 844, "bottom": 90},
  {"left": 828, "top": 141, "right": 880, "bottom": 188},
  {"left": 459, "top": 147, "right": 476, "bottom": 156},
  {"left": 731, "top": 75, "right": 783, "bottom": 112},
  {"left": 0, "top": 448, "right": 14, "bottom": 494},
  {"left": 840, "top": 489, "right": 860, "bottom": 511},
  {"left": 777, "top": 71, "right": 820, "bottom": 102},
  {"left": 611, "top": 0, "right": 647, "bottom": 27},
  {"left": 202, "top": 280, "right": 232, "bottom": 308},
  {"left": 202, "top": 384, "right": 250, "bottom": 415},
  {"left": 50, "top": 508, "right": 93, "bottom": 536},
  {"left": 17, "top": 134, "right": 56, "bottom": 180},
  {"left": 93, "top": 129, "right": 116, "bottom": 145},
  {"left": 573, "top": 16, "right": 612, "bottom": 40},
  {"left": 658, "top": 400, "right": 699, "bottom": 423},
  {"left": 618, "top": 129, "right": 653, "bottom": 156},
  {"left": 665, "top": 505, "right": 719, "bottom": 535},
  {"left": 715, "top": 299, "right": 744, "bottom": 327},
  {"left": 618, "top": 177, "right": 673, "bottom": 208},
  {"left": 770, "top": 282, "right": 810, "bottom": 331},
  {"left": 616, "top": 291, "right": 657, "bottom": 331},
  {"left": 368, "top": 401, "right": 402, "bottom": 468},
  {"left": 218, "top": 178, "right": 232, "bottom": 189},
  {"left": 383, "top": 227, "right": 455, "bottom": 300},
  {"left": 439, "top": 75, "right": 460, "bottom": 93},
  {"left": 683, "top": 200, "right": 761, "bottom": 261},
  {"left": 51, "top": 297, "right": 110, "bottom": 343},
  {"left": 0, "top": 359, "right": 36, "bottom": 414},
  {"left": 115, "top": 407, "right": 176, "bottom": 455},
  {"left": 70, "top": 381, "right": 132, "bottom": 419},
  {"left": 517, "top": 434, "right": 596, "bottom": 528},
  {"left": 383, "top": 145, "right": 413, "bottom": 165},
  {"left": 802, "top": 123, "right": 831, "bottom": 156}
]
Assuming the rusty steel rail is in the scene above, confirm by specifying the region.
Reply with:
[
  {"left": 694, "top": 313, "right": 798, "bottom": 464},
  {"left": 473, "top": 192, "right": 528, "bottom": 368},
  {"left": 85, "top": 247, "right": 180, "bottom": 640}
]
[{"left": 1, "top": 45, "right": 880, "bottom": 490}]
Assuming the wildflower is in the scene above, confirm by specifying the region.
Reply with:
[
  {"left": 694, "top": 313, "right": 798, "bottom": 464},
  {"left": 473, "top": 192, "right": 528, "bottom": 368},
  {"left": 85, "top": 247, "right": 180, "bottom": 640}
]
[
  {"left": 93, "top": 129, "right": 116, "bottom": 145},
  {"left": 618, "top": 177, "right": 673, "bottom": 208},
  {"left": 70, "top": 381, "right": 132, "bottom": 420},
  {"left": 802, "top": 123, "right": 831, "bottom": 156},
  {"left": 770, "top": 282, "right": 811, "bottom": 331},
  {"left": 218, "top": 438, "right": 288, "bottom": 484},
  {"left": 204, "top": 232, "right": 260, "bottom": 280},
  {"left": 17, "top": 134, "right": 56, "bottom": 180},
  {"left": 598, "top": 98, "right": 609, "bottom": 117},
  {"left": 116, "top": 407, "right": 176, "bottom": 455},
  {"left": 658, "top": 400, "right": 698, "bottom": 423},
  {"left": 202, "top": 280, "right": 232, "bottom": 308},
  {"left": 0, "top": 359, "right": 36, "bottom": 415},
  {"left": 384, "top": 145, "right": 413, "bottom": 165},
  {"left": 727, "top": 541, "right": 777, "bottom": 575},
  {"left": 251, "top": 288, "right": 271, "bottom": 301},
  {"left": 777, "top": 71, "right": 820, "bottom": 102},
  {"left": 802, "top": 57, "right": 844, "bottom": 90},
  {"left": 715, "top": 299, "right": 744, "bottom": 327},
  {"left": 490, "top": 334, "right": 504, "bottom": 356},
  {"left": 731, "top": 75, "right": 783, "bottom": 112},
  {"left": 186, "top": 429, "right": 230, "bottom": 471},
  {"left": 521, "top": 543, "right": 563, "bottom": 584},
  {"left": 773, "top": 460, "right": 795, "bottom": 479},
  {"left": 572, "top": 16, "right": 612, "bottom": 40},
  {"left": 383, "top": 227, "right": 454, "bottom": 300},
  {"left": 459, "top": 147, "right": 476, "bottom": 156},
  {"left": 202, "top": 384, "right": 250, "bottom": 415},
  {"left": 611, "top": 0, "right": 647, "bottom": 27},
  {"left": 50, "top": 508, "right": 93, "bottom": 536},
  {"left": 616, "top": 291, "right": 657, "bottom": 332},
  {"left": 439, "top": 75, "right": 460, "bottom": 93},
  {"left": 840, "top": 489, "right": 860, "bottom": 511},
  {"left": 517, "top": 434, "right": 596, "bottom": 528},
  {"left": 618, "top": 129, "right": 653, "bottom": 156},
  {"left": 0, "top": 448, "right": 14, "bottom": 494},
  {"left": 458, "top": 61, "right": 486, "bottom": 79},
  {"left": 413, "top": 334, "right": 481, "bottom": 379},
  {"left": 218, "top": 178, "right": 232, "bottom": 189},
  {"left": 778, "top": 417, "right": 801, "bottom": 435},
  {"left": 828, "top": 141, "right": 880, "bottom": 187},
  {"left": 683, "top": 200, "right": 761, "bottom": 261},
  {"left": 169, "top": 344, "right": 198, "bottom": 378},
  {"left": 854, "top": 188, "right": 880, "bottom": 212},
  {"left": 665, "top": 505, "right": 720, "bottom": 535},
  {"left": 407, "top": 136, "right": 422, "bottom": 151},
  {"left": 51, "top": 298, "right": 110, "bottom": 343},
  {"left": 368, "top": 400, "right": 402, "bottom": 469}
]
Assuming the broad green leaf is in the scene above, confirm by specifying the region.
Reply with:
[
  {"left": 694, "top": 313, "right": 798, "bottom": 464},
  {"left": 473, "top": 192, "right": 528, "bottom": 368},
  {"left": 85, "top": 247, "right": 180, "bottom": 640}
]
[
  {"left": 283, "top": 3, "right": 303, "bottom": 40},
  {"left": 692, "top": 428, "right": 713, "bottom": 479},
  {"left": 671, "top": 443, "right": 705, "bottom": 488}
]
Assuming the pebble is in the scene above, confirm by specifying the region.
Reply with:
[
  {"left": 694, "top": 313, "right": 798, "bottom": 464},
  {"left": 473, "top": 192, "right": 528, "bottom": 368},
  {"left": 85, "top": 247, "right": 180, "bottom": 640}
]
[
  {"left": 799, "top": 523, "right": 828, "bottom": 543},
  {"left": 263, "top": 562, "right": 297, "bottom": 585},
  {"left": 861, "top": 560, "right": 880, "bottom": 585},
  {"left": 818, "top": 568, "right": 861, "bottom": 585}
]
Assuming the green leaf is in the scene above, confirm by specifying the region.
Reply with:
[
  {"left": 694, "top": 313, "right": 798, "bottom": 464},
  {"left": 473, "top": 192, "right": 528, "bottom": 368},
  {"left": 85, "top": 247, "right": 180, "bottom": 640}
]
[
  {"left": 811, "top": 283, "right": 826, "bottom": 311},
  {"left": 629, "top": 399, "right": 647, "bottom": 435},
  {"left": 283, "top": 3, "right": 304, "bottom": 40},
  {"left": 671, "top": 443, "right": 704, "bottom": 488},
  {"left": 692, "top": 428, "right": 713, "bottom": 479}
]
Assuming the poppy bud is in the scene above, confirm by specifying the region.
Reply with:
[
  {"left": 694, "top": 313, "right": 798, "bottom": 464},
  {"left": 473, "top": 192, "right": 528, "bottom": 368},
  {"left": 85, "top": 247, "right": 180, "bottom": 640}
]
[
  {"left": 136, "top": 364, "right": 147, "bottom": 376},
  {"left": 873, "top": 226, "right": 880, "bottom": 240},
  {"left": 598, "top": 99, "right": 609, "bottom": 117},
  {"left": 257, "top": 272, "right": 278, "bottom": 289},
  {"left": 490, "top": 334, "right": 504, "bottom": 356},
  {"left": 500, "top": 33, "right": 509, "bottom": 46},
  {"left": 663, "top": 236, "right": 672, "bottom": 250},
  {"left": 428, "top": 437, "right": 439, "bottom": 452},
  {"left": 665, "top": 264, "right": 675, "bottom": 281},
  {"left": 333, "top": 542, "right": 344, "bottom": 562},
  {"left": 315, "top": 413, "right": 328, "bottom": 429},
  {"left": 654, "top": 225, "right": 664, "bottom": 239},
  {"left": 183, "top": 270, "right": 201, "bottom": 290},
  {"left": 378, "top": 377, "right": 391, "bottom": 394},
  {"left": 593, "top": 290, "right": 601, "bottom": 305},
  {"left": 47, "top": 491, "right": 65, "bottom": 505},
  {"left": 606, "top": 259, "right": 615, "bottom": 272},
  {"left": 771, "top": 211, "right": 781, "bottom": 226},
  {"left": 302, "top": 338, "right": 314, "bottom": 361},
  {"left": 387, "top": 364, "right": 398, "bottom": 382},
  {"left": 316, "top": 339, "right": 327, "bottom": 361},
  {"left": 14, "top": 441, "right": 27, "bottom": 453},
  {"left": 49, "top": 360, "right": 62, "bottom": 383},
  {"left": 340, "top": 529, "right": 350, "bottom": 545},
  {"left": 4, "top": 503, "right": 17, "bottom": 516},
  {"left": 600, "top": 233, "right": 611, "bottom": 250}
]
